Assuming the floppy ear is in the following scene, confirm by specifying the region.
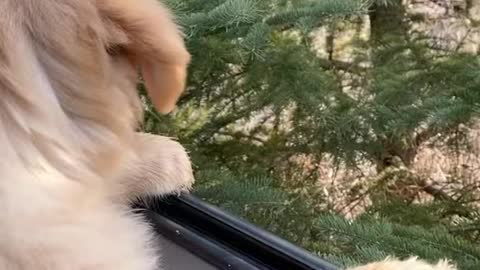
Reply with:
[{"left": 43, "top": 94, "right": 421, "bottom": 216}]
[{"left": 97, "top": 0, "right": 190, "bottom": 114}]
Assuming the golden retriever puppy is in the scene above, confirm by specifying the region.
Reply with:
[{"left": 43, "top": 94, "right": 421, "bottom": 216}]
[
  {"left": 348, "top": 257, "right": 457, "bottom": 270},
  {"left": 0, "top": 0, "right": 192, "bottom": 269}
]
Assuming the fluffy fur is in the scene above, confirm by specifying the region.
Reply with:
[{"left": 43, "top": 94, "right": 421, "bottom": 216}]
[
  {"left": 0, "top": 1, "right": 460, "bottom": 270},
  {"left": 0, "top": 0, "right": 192, "bottom": 269},
  {"left": 347, "top": 257, "right": 458, "bottom": 270}
]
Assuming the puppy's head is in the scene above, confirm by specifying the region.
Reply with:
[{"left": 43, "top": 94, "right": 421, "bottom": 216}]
[{"left": 0, "top": 0, "right": 189, "bottom": 179}]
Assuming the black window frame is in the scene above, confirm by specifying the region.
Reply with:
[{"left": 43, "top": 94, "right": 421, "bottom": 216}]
[{"left": 135, "top": 194, "right": 340, "bottom": 270}]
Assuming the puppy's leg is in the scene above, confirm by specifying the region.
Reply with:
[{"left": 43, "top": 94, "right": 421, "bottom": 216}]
[{"left": 114, "top": 133, "right": 194, "bottom": 203}]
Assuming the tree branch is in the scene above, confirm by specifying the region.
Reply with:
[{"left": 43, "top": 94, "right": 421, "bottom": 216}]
[{"left": 317, "top": 58, "right": 369, "bottom": 73}]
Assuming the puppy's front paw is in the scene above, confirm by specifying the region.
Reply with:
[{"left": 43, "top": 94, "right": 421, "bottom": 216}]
[
  {"left": 347, "top": 257, "right": 457, "bottom": 270},
  {"left": 123, "top": 133, "right": 195, "bottom": 198}
]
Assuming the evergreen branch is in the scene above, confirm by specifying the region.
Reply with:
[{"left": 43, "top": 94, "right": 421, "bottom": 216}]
[
  {"left": 208, "top": 0, "right": 259, "bottom": 27},
  {"left": 317, "top": 58, "right": 369, "bottom": 73},
  {"left": 180, "top": 0, "right": 261, "bottom": 37},
  {"left": 420, "top": 182, "right": 454, "bottom": 202},
  {"left": 216, "top": 131, "right": 267, "bottom": 144},
  {"left": 265, "top": 0, "right": 367, "bottom": 26}
]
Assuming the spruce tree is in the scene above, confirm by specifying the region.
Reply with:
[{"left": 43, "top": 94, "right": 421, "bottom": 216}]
[{"left": 141, "top": 0, "right": 480, "bottom": 268}]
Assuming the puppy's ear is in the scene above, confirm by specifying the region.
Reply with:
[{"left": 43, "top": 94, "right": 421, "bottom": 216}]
[{"left": 97, "top": 0, "right": 190, "bottom": 114}]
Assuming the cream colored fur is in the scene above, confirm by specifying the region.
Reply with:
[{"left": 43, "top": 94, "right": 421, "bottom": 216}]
[
  {"left": 347, "top": 257, "right": 458, "bottom": 270},
  {"left": 0, "top": 1, "right": 460, "bottom": 270},
  {"left": 0, "top": 0, "right": 192, "bottom": 269}
]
